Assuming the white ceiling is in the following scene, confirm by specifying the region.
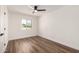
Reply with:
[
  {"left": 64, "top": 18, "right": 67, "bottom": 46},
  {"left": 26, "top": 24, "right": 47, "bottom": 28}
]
[{"left": 7, "top": 5, "right": 64, "bottom": 16}]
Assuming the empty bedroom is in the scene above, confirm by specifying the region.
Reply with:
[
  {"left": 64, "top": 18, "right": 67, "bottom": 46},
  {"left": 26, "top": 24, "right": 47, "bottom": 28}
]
[{"left": 0, "top": 5, "right": 79, "bottom": 53}]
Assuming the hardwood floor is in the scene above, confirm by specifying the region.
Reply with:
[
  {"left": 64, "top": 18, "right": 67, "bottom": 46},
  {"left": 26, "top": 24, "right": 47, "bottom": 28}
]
[{"left": 5, "top": 36, "right": 79, "bottom": 53}]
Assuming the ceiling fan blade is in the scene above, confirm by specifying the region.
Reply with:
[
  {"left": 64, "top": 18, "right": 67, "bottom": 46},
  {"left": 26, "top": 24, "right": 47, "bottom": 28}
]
[
  {"left": 32, "top": 11, "right": 35, "bottom": 14},
  {"left": 37, "top": 9, "right": 46, "bottom": 11}
]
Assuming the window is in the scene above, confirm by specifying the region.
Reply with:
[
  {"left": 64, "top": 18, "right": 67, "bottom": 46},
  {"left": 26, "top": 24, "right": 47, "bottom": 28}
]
[{"left": 21, "top": 19, "right": 32, "bottom": 30}]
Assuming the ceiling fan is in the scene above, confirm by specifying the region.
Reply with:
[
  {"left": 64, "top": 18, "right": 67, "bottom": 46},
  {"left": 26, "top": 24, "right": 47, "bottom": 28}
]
[{"left": 28, "top": 5, "right": 46, "bottom": 14}]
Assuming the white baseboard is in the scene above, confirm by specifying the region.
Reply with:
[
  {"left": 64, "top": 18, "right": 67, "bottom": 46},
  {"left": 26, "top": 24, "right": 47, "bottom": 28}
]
[
  {"left": 38, "top": 34, "right": 79, "bottom": 50},
  {"left": 8, "top": 35, "right": 37, "bottom": 41}
]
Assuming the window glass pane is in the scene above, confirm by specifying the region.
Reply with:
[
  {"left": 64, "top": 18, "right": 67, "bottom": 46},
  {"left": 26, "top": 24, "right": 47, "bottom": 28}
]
[
  {"left": 22, "top": 19, "right": 27, "bottom": 29},
  {"left": 22, "top": 19, "right": 26, "bottom": 24},
  {"left": 26, "top": 20, "right": 32, "bottom": 28}
]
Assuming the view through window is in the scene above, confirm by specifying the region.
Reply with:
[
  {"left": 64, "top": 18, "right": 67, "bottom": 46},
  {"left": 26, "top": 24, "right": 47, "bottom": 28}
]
[{"left": 21, "top": 19, "right": 32, "bottom": 30}]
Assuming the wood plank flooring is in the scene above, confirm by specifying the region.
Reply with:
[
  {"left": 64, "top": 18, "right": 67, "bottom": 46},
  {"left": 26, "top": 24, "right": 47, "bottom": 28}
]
[{"left": 5, "top": 36, "right": 79, "bottom": 53}]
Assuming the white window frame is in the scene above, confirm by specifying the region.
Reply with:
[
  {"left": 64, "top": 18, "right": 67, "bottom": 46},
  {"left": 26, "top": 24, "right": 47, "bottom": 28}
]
[{"left": 21, "top": 18, "right": 32, "bottom": 30}]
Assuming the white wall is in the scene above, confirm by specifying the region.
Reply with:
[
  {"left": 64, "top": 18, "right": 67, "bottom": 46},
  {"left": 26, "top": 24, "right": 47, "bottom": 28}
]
[
  {"left": 8, "top": 11, "right": 38, "bottom": 40},
  {"left": 38, "top": 6, "right": 79, "bottom": 50}
]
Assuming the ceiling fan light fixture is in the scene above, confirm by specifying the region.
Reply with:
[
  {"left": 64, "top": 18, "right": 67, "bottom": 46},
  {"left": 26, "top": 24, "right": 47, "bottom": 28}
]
[{"left": 34, "top": 10, "right": 37, "bottom": 13}]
